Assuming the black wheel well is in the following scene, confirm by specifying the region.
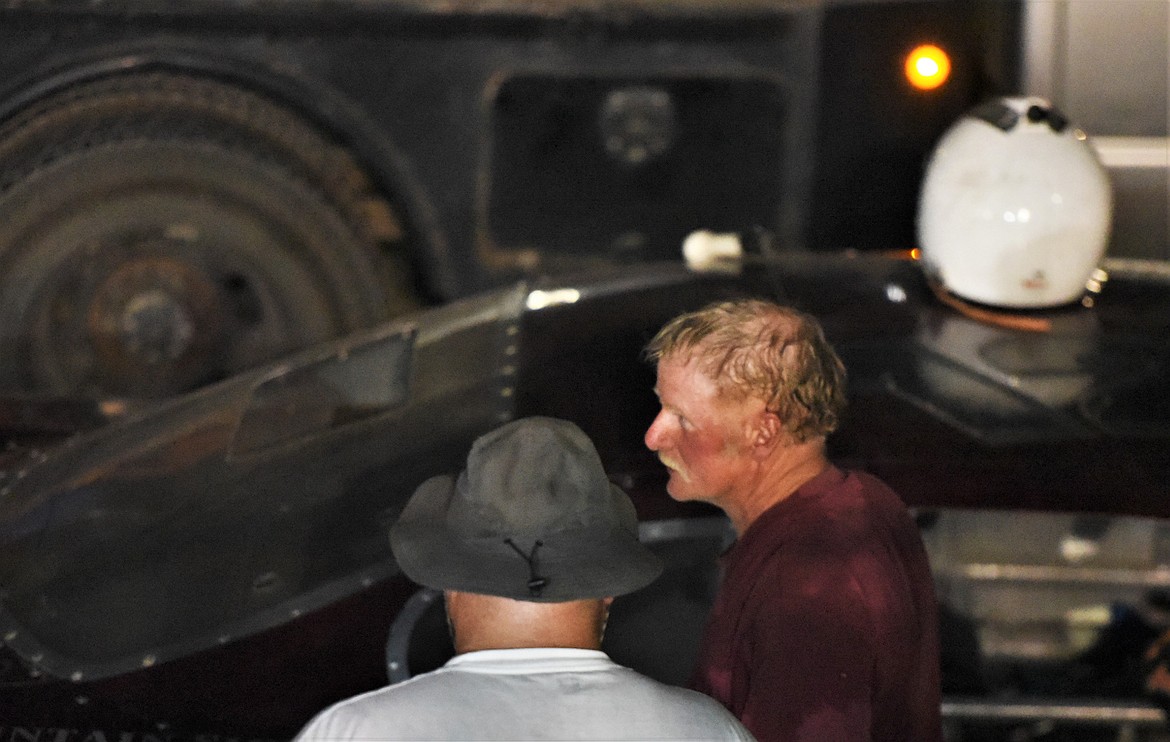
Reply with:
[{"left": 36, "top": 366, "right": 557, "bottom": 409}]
[{"left": 0, "top": 48, "right": 449, "bottom": 305}]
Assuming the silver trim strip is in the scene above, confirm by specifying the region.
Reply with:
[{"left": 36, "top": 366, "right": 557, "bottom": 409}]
[
  {"left": 942, "top": 697, "right": 1165, "bottom": 727},
  {"left": 638, "top": 516, "right": 732, "bottom": 544},
  {"left": 1091, "top": 136, "right": 1170, "bottom": 169}
]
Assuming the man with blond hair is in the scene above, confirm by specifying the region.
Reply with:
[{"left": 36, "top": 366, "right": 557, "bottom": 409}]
[{"left": 644, "top": 299, "right": 942, "bottom": 742}]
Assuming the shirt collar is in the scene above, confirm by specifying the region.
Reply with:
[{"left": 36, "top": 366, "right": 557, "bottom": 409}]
[
  {"left": 444, "top": 648, "right": 616, "bottom": 675},
  {"left": 728, "top": 463, "right": 845, "bottom": 552}
]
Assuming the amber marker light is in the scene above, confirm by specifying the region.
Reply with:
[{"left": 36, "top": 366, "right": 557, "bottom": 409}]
[{"left": 905, "top": 44, "right": 951, "bottom": 90}]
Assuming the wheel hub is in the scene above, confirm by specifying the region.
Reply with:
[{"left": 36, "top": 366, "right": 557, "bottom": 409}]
[
  {"left": 117, "top": 288, "right": 196, "bottom": 365},
  {"left": 86, "top": 256, "right": 225, "bottom": 395}
]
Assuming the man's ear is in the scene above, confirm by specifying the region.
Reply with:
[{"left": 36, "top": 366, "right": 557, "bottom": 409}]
[{"left": 750, "top": 410, "right": 783, "bottom": 452}]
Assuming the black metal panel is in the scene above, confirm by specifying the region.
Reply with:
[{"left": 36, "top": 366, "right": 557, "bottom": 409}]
[
  {"left": 487, "top": 75, "right": 788, "bottom": 261},
  {"left": 810, "top": 0, "right": 1024, "bottom": 251},
  {"left": 0, "top": 286, "right": 526, "bottom": 681},
  {"left": 0, "top": 255, "right": 1166, "bottom": 737},
  {"left": 0, "top": 0, "right": 1022, "bottom": 300}
]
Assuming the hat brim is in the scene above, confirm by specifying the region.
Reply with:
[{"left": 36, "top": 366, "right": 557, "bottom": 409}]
[{"left": 389, "top": 474, "right": 662, "bottom": 602}]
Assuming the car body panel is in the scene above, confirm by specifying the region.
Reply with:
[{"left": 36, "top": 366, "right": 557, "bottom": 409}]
[{"left": 1, "top": 254, "right": 1168, "bottom": 737}]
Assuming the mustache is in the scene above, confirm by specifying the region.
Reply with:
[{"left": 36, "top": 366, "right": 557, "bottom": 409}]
[{"left": 657, "top": 454, "right": 689, "bottom": 481}]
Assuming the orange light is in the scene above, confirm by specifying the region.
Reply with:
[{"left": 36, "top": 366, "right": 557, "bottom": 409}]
[{"left": 905, "top": 44, "right": 951, "bottom": 91}]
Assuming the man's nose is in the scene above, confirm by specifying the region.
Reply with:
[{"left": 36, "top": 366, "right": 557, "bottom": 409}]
[{"left": 644, "top": 412, "right": 667, "bottom": 451}]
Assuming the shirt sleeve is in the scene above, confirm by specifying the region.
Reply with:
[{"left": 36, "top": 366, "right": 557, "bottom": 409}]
[
  {"left": 292, "top": 705, "right": 368, "bottom": 741},
  {"left": 737, "top": 545, "right": 876, "bottom": 742},
  {"left": 291, "top": 709, "right": 339, "bottom": 742}
]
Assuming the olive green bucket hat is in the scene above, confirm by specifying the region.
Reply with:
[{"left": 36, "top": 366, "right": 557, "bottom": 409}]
[{"left": 390, "top": 417, "right": 662, "bottom": 602}]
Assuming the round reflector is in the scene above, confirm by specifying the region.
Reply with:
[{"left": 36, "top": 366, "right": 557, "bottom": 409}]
[{"left": 905, "top": 44, "right": 951, "bottom": 90}]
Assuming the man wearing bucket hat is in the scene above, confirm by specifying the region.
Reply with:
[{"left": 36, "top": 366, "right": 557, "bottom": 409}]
[{"left": 294, "top": 416, "right": 753, "bottom": 741}]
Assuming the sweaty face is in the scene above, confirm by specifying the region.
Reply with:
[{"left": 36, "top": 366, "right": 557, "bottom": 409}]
[{"left": 644, "top": 355, "right": 759, "bottom": 507}]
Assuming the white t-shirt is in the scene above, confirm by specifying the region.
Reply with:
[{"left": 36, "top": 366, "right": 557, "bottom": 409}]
[{"left": 294, "top": 648, "right": 754, "bottom": 740}]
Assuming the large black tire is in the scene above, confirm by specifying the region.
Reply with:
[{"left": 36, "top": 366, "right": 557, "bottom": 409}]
[{"left": 0, "top": 72, "right": 419, "bottom": 399}]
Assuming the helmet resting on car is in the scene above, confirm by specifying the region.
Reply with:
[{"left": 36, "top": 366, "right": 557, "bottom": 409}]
[{"left": 918, "top": 96, "right": 1113, "bottom": 309}]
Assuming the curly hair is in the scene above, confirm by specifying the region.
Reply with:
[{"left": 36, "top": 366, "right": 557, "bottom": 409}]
[{"left": 644, "top": 299, "right": 847, "bottom": 442}]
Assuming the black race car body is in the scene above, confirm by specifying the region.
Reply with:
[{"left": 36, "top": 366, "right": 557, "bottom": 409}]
[{"left": 1, "top": 253, "right": 1169, "bottom": 739}]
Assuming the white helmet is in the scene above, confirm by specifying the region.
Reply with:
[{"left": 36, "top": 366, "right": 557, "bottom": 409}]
[{"left": 918, "top": 96, "right": 1112, "bottom": 308}]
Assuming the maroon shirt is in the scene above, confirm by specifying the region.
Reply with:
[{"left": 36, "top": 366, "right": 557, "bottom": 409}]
[{"left": 690, "top": 465, "right": 942, "bottom": 742}]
